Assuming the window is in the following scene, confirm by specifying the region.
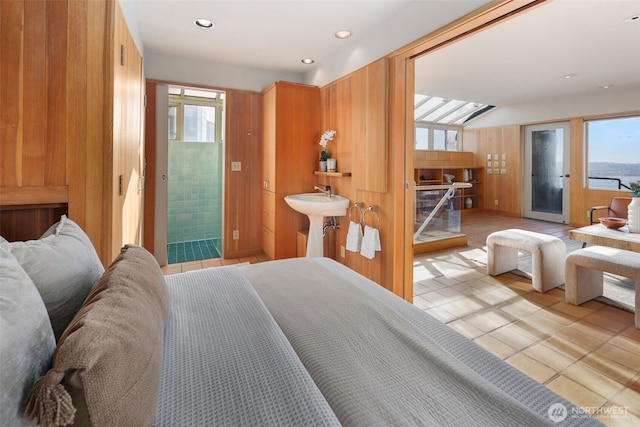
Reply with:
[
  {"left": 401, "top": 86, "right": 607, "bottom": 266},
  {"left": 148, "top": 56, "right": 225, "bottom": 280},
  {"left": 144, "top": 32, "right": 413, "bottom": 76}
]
[
  {"left": 414, "top": 124, "right": 460, "bottom": 151},
  {"left": 168, "top": 87, "right": 224, "bottom": 143},
  {"left": 184, "top": 104, "right": 216, "bottom": 142},
  {"left": 414, "top": 94, "right": 472, "bottom": 151},
  {"left": 585, "top": 115, "right": 640, "bottom": 190},
  {"left": 415, "top": 125, "right": 429, "bottom": 150}
]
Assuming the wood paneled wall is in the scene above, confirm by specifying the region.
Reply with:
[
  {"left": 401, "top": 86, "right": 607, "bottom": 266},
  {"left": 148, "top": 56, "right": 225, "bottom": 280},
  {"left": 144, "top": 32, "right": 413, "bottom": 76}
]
[
  {"left": 1, "top": 0, "right": 70, "bottom": 203},
  {"left": 319, "top": 58, "right": 397, "bottom": 293},
  {"left": 463, "top": 112, "right": 639, "bottom": 225},
  {"left": 463, "top": 125, "right": 522, "bottom": 216},
  {"left": 225, "top": 90, "right": 263, "bottom": 257},
  {"left": 111, "top": 4, "right": 145, "bottom": 260},
  {"left": 1, "top": 0, "right": 144, "bottom": 266}
]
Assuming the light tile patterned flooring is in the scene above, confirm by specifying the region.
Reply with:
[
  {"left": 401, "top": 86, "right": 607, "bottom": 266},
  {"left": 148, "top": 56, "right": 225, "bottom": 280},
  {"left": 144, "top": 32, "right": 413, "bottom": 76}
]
[{"left": 162, "top": 212, "right": 639, "bottom": 426}]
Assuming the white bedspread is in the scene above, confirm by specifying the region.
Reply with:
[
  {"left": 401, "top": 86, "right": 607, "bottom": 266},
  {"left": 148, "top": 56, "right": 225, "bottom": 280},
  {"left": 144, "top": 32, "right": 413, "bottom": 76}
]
[
  {"left": 244, "top": 257, "right": 602, "bottom": 427},
  {"left": 154, "top": 265, "right": 340, "bottom": 426}
]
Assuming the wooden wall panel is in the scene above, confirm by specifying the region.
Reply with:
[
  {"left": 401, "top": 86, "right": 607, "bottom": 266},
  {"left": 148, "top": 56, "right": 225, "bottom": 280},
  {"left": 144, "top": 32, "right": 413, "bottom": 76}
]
[
  {"left": 319, "top": 59, "right": 396, "bottom": 294},
  {"left": 0, "top": 205, "right": 67, "bottom": 241},
  {"left": 22, "top": 0, "right": 46, "bottom": 186},
  {"left": 463, "top": 112, "right": 640, "bottom": 227},
  {"left": 0, "top": 0, "right": 68, "bottom": 190},
  {"left": 44, "top": 0, "right": 68, "bottom": 185},
  {"left": 1, "top": 1, "right": 24, "bottom": 188},
  {"left": 463, "top": 125, "right": 521, "bottom": 217},
  {"left": 352, "top": 59, "right": 388, "bottom": 193},
  {"left": 143, "top": 82, "right": 157, "bottom": 253},
  {"left": 1, "top": 0, "right": 144, "bottom": 266},
  {"left": 111, "top": 2, "right": 144, "bottom": 261},
  {"left": 225, "top": 89, "right": 263, "bottom": 257}
]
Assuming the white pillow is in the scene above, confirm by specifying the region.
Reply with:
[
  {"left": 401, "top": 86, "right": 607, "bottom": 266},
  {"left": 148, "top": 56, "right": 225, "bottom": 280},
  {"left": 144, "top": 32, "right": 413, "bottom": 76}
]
[
  {"left": 10, "top": 215, "right": 105, "bottom": 339},
  {"left": 0, "top": 247, "right": 56, "bottom": 427}
]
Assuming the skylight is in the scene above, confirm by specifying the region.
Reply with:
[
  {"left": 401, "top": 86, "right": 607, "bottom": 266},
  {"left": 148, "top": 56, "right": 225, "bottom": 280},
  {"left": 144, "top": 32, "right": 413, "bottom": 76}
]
[{"left": 414, "top": 94, "right": 494, "bottom": 126}]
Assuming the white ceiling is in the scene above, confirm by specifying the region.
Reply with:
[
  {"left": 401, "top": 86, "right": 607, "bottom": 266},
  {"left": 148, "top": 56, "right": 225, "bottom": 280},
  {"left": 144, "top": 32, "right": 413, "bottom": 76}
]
[
  {"left": 130, "top": 0, "right": 640, "bottom": 108},
  {"left": 130, "top": 0, "right": 414, "bottom": 73},
  {"left": 414, "top": 0, "right": 640, "bottom": 107}
]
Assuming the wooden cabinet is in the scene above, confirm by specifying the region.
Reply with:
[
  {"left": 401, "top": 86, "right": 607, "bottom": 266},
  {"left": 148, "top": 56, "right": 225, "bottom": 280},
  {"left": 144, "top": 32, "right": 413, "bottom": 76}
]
[
  {"left": 0, "top": 0, "right": 145, "bottom": 266},
  {"left": 414, "top": 167, "right": 484, "bottom": 215},
  {"left": 261, "top": 82, "right": 320, "bottom": 259}
]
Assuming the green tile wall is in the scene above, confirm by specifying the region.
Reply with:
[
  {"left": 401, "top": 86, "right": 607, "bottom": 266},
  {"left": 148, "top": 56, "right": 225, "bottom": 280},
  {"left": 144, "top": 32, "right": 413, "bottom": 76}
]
[{"left": 167, "top": 141, "right": 222, "bottom": 243}]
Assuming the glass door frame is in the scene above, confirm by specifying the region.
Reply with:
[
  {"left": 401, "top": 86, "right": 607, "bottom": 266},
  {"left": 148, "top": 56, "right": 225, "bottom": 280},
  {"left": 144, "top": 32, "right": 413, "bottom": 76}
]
[{"left": 523, "top": 121, "right": 571, "bottom": 224}]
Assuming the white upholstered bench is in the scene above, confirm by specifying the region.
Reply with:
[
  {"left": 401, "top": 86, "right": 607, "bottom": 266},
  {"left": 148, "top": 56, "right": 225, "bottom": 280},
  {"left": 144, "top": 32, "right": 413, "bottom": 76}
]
[
  {"left": 565, "top": 246, "right": 640, "bottom": 328},
  {"left": 486, "top": 229, "right": 566, "bottom": 293}
]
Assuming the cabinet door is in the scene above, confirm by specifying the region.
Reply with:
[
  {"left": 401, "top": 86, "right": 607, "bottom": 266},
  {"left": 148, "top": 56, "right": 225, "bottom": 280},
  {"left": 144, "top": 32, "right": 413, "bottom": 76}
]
[
  {"left": 262, "top": 190, "right": 276, "bottom": 231},
  {"left": 261, "top": 226, "right": 275, "bottom": 260},
  {"left": 262, "top": 86, "right": 276, "bottom": 190}
]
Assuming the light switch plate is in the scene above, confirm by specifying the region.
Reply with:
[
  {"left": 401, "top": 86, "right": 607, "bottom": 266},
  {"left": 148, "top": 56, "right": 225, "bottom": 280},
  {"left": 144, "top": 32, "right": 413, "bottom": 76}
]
[{"left": 231, "top": 161, "right": 241, "bottom": 171}]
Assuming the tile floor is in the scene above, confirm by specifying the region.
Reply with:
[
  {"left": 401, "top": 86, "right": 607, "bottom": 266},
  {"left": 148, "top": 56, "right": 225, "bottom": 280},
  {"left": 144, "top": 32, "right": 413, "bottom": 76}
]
[
  {"left": 166, "top": 238, "right": 221, "bottom": 264},
  {"left": 162, "top": 212, "right": 639, "bottom": 426}
]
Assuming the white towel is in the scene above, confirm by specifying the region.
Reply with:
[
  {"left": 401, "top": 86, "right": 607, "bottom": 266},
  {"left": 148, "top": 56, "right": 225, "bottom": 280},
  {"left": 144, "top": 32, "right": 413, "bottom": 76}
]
[
  {"left": 345, "top": 221, "right": 363, "bottom": 252},
  {"left": 360, "top": 225, "right": 381, "bottom": 259}
]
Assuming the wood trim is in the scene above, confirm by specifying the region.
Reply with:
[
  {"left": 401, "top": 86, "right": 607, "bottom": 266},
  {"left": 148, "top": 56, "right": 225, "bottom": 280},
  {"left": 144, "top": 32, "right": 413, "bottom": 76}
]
[
  {"left": 0, "top": 186, "right": 68, "bottom": 206},
  {"left": 393, "top": 0, "right": 546, "bottom": 59},
  {"left": 144, "top": 82, "right": 157, "bottom": 253},
  {"left": 380, "top": 0, "right": 545, "bottom": 300}
]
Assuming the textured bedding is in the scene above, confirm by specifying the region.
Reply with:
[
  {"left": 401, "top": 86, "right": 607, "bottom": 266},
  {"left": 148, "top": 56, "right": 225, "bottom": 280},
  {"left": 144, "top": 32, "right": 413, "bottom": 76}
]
[
  {"left": 154, "top": 265, "right": 340, "bottom": 426},
  {"left": 244, "top": 257, "right": 602, "bottom": 427}
]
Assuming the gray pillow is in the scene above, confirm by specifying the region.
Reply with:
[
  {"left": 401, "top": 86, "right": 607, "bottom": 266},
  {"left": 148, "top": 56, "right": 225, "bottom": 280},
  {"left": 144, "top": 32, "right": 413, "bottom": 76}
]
[
  {"left": 24, "top": 244, "right": 169, "bottom": 427},
  {"left": 0, "top": 247, "right": 56, "bottom": 427},
  {"left": 10, "top": 215, "right": 104, "bottom": 339}
]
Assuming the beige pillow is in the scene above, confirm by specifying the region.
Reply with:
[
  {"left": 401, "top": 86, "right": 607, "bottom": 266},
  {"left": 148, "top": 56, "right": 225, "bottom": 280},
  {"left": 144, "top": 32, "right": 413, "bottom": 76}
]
[
  {"left": 24, "top": 244, "right": 169, "bottom": 427},
  {"left": 10, "top": 215, "right": 104, "bottom": 339},
  {"left": 0, "top": 248, "right": 56, "bottom": 427}
]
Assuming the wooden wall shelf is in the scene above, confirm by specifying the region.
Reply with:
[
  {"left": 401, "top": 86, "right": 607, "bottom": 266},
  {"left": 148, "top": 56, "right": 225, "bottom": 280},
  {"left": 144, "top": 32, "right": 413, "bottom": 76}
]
[{"left": 314, "top": 171, "right": 352, "bottom": 177}]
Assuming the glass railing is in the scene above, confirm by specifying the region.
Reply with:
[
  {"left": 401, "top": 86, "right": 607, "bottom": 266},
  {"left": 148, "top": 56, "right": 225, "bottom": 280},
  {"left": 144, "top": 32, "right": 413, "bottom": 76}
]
[{"left": 414, "top": 183, "right": 472, "bottom": 243}]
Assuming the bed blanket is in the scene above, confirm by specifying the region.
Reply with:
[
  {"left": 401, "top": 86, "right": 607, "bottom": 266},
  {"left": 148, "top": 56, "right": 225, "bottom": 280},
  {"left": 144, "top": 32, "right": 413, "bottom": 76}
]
[
  {"left": 154, "top": 265, "right": 340, "bottom": 427},
  {"left": 244, "top": 257, "right": 602, "bottom": 427}
]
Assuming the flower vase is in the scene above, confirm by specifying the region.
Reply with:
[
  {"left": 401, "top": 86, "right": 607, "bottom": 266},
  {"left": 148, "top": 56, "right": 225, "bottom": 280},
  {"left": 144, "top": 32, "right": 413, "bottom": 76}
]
[
  {"left": 628, "top": 197, "right": 640, "bottom": 233},
  {"left": 319, "top": 160, "right": 327, "bottom": 172},
  {"left": 327, "top": 158, "right": 337, "bottom": 172},
  {"left": 465, "top": 197, "right": 473, "bottom": 209}
]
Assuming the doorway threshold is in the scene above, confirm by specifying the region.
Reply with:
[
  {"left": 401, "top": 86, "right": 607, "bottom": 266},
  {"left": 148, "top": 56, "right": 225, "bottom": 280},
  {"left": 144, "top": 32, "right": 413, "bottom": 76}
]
[{"left": 413, "top": 231, "right": 467, "bottom": 255}]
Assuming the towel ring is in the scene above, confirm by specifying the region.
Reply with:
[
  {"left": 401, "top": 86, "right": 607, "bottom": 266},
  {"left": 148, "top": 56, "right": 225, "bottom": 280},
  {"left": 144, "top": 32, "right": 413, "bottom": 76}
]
[
  {"left": 349, "top": 202, "right": 364, "bottom": 224},
  {"left": 364, "top": 205, "right": 381, "bottom": 229}
]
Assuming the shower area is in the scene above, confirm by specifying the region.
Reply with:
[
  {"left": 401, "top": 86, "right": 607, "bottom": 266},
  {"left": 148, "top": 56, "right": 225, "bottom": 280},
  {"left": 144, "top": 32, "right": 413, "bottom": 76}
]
[{"left": 166, "top": 86, "right": 225, "bottom": 264}]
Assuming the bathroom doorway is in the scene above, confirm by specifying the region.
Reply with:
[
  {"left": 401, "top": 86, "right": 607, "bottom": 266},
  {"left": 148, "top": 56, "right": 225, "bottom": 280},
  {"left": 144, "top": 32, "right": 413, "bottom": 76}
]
[{"left": 166, "top": 86, "right": 225, "bottom": 264}]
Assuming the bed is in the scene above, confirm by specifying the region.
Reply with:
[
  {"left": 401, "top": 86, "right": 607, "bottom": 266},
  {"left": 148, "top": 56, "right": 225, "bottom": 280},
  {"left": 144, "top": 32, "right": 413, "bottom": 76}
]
[{"left": 1, "top": 216, "right": 602, "bottom": 426}]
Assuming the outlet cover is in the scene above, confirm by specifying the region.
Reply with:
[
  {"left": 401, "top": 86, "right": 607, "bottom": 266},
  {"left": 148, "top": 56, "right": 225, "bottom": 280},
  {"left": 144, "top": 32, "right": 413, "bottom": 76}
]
[
  {"left": 233, "top": 230, "right": 239, "bottom": 240},
  {"left": 231, "top": 161, "right": 241, "bottom": 171},
  {"left": 340, "top": 245, "right": 345, "bottom": 258}
]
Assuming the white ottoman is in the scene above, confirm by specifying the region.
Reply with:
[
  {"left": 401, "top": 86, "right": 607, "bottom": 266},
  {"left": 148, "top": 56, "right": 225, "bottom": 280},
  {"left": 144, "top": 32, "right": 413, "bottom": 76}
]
[
  {"left": 486, "top": 229, "right": 566, "bottom": 293},
  {"left": 565, "top": 246, "right": 640, "bottom": 328}
]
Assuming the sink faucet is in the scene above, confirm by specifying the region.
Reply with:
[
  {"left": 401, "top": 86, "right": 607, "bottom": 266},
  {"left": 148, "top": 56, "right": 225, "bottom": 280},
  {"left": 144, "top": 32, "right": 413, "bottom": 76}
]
[{"left": 314, "top": 185, "right": 331, "bottom": 198}]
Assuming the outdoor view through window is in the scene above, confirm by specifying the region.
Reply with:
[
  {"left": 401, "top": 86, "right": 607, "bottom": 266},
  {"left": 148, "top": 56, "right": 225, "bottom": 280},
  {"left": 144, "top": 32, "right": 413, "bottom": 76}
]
[{"left": 586, "top": 115, "right": 640, "bottom": 191}]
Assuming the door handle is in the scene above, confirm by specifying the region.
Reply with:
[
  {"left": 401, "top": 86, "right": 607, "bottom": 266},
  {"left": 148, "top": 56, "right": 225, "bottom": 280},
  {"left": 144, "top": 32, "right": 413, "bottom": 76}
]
[{"left": 564, "top": 174, "right": 570, "bottom": 178}]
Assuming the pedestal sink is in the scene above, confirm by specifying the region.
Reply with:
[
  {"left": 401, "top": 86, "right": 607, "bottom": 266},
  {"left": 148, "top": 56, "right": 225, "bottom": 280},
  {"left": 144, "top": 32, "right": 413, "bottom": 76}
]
[{"left": 284, "top": 193, "right": 349, "bottom": 257}]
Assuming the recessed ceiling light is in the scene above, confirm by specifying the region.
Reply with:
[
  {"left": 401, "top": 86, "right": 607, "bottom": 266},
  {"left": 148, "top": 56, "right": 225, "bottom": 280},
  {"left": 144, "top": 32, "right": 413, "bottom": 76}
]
[
  {"left": 335, "top": 30, "right": 352, "bottom": 39},
  {"left": 562, "top": 74, "right": 577, "bottom": 79},
  {"left": 194, "top": 18, "right": 214, "bottom": 29},
  {"left": 624, "top": 14, "right": 639, "bottom": 23},
  {"left": 600, "top": 85, "right": 615, "bottom": 89},
  {"left": 301, "top": 58, "right": 315, "bottom": 64}
]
